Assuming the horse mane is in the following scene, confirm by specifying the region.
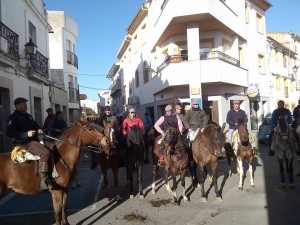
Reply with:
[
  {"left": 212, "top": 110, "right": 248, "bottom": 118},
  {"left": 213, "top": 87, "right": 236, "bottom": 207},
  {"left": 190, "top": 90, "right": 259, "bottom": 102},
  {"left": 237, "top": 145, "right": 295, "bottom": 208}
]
[{"left": 128, "top": 125, "right": 143, "bottom": 145}]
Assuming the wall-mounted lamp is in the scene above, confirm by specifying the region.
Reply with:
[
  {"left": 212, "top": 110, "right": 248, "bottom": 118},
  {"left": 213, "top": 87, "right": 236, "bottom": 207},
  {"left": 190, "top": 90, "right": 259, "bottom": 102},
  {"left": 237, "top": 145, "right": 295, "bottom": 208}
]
[
  {"left": 24, "top": 39, "right": 37, "bottom": 75},
  {"left": 292, "top": 65, "right": 299, "bottom": 74}
]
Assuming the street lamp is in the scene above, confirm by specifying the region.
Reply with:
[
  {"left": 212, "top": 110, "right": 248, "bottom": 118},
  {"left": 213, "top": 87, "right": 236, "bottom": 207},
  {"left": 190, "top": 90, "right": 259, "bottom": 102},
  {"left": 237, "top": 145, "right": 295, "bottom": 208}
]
[
  {"left": 24, "top": 39, "right": 37, "bottom": 75},
  {"left": 292, "top": 65, "right": 299, "bottom": 74}
]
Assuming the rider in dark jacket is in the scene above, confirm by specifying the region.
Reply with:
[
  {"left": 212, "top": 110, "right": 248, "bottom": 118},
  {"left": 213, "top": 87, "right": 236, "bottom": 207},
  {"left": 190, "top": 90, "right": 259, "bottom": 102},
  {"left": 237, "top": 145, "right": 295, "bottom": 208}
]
[{"left": 6, "top": 97, "right": 53, "bottom": 190}]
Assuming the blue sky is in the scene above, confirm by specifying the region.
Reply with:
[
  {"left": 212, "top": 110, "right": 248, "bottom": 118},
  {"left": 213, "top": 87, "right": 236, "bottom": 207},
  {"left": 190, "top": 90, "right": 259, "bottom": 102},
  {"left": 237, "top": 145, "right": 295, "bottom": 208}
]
[{"left": 44, "top": 0, "right": 300, "bottom": 101}]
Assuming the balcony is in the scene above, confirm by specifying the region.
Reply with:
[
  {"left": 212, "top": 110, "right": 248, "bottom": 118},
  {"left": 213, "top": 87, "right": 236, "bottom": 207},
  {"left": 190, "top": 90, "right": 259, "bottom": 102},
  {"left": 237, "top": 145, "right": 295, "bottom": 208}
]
[
  {"left": 151, "top": 52, "right": 247, "bottom": 94},
  {"left": 69, "top": 87, "right": 79, "bottom": 102},
  {"left": 30, "top": 51, "right": 49, "bottom": 77},
  {"left": 0, "top": 22, "right": 19, "bottom": 63},
  {"left": 66, "top": 50, "right": 78, "bottom": 68},
  {"left": 110, "top": 78, "right": 121, "bottom": 96}
]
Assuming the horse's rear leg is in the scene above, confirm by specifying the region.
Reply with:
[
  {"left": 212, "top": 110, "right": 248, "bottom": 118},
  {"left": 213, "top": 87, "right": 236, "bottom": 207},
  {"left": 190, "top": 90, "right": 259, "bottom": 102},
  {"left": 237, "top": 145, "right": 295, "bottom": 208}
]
[
  {"left": 287, "top": 158, "right": 294, "bottom": 187},
  {"left": 188, "top": 160, "right": 199, "bottom": 188},
  {"left": 136, "top": 161, "right": 144, "bottom": 199},
  {"left": 248, "top": 156, "right": 255, "bottom": 188},
  {"left": 151, "top": 165, "right": 158, "bottom": 194},
  {"left": 237, "top": 159, "right": 244, "bottom": 190},
  {"left": 278, "top": 158, "right": 285, "bottom": 186}
]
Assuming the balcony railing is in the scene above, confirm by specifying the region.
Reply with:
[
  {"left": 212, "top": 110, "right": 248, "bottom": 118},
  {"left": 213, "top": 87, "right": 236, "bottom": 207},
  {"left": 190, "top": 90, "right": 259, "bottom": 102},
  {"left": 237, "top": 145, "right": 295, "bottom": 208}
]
[
  {"left": 66, "top": 50, "right": 78, "bottom": 68},
  {"left": 200, "top": 51, "right": 240, "bottom": 66},
  {"left": 0, "top": 22, "right": 19, "bottom": 59},
  {"left": 69, "top": 87, "right": 79, "bottom": 102},
  {"left": 29, "top": 51, "right": 49, "bottom": 77}
]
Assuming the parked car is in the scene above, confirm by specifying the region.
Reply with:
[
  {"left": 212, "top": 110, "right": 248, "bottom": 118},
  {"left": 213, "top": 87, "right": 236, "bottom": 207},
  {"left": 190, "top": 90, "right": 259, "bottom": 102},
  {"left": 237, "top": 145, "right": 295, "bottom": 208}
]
[{"left": 258, "top": 116, "right": 272, "bottom": 144}]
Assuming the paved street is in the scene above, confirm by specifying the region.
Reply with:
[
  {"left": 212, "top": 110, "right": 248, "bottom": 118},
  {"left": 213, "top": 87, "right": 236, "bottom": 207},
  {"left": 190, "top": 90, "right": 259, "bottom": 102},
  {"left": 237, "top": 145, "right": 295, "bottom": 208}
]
[{"left": 0, "top": 144, "right": 300, "bottom": 225}]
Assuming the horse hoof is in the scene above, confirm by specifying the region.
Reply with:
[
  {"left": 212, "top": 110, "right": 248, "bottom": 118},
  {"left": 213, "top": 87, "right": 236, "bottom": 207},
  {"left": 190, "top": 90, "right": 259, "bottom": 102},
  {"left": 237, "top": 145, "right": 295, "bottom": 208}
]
[
  {"left": 250, "top": 184, "right": 255, "bottom": 189},
  {"left": 197, "top": 183, "right": 201, "bottom": 188},
  {"left": 139, "top": 194, "right": 144, "bottom": 199},
  {"left": 129, "top": 194, "right": 134, "bottom": 199},
  {"left": 217, "top": 196, "right": 223, "bottom": 202},
  {"left": 238, "top": 186, "right": 243, "bottom": 191},
  {"left": 207, "top": 175, "right": 213, "bottom": 182},
  {"left": 201, "top": 197, "right": 207, "bottom": 202},
  {"left": 116, "top": 195, "right": 122, "bottom": 201},
  {"left": 104, "top": 197, "right": 110, "bottom": 202},
  {"left": 183, "top": 196, "right": 189, "bottom": 203},
  {"left": 151, "top": 189, "right": 156, "bottom": 194},
  {"left": 174, "top": 201, "right": 179, "bottom": 206}
]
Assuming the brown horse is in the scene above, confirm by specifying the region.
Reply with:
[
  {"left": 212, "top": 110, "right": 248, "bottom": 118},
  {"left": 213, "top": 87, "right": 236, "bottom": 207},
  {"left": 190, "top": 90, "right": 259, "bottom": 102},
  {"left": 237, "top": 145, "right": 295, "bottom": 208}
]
[
  {"left": 0, "top": 121, "right": 110, "bottom": 225},
  {"left": 152, "top": 123, "right": 189, "bottom": 205},
  {"left": 192, "top": 122, "right": 225, "bottom": 202},
  {"left": 224, "top": 119, "right": 255, "bottom": 190},
  {"left": 126, "top": 125, "right": 145, "bottom": 199},
  {"left": 99, "top": 120, "right": 121, "bottom": 201}
]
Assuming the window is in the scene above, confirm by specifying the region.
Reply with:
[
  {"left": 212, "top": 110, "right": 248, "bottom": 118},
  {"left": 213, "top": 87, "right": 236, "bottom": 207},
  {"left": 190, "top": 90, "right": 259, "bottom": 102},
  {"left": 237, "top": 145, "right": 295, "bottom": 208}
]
[
  {"left": 275, "top": 49, "right": 279, "bottom": 61},
  {"left": 66, "top": 40, "right": 71, "bottom": 51},
  {"left": 245, "top": 3, "right": 250, "bottom": 24},
  {"left": 143, "top": 61, "right": 149, "bottom": 84},
  {"left": 276, "top": 75, "right": 281, "bottom": 90},
  {"left": 283, "top": 54, "right": 287, "bottom": 67},
  {"left": 256, "top": 13, "right": 264, "bottom": 34},
  {"left": 290, "top": 80, "right": 295, "bottom": 92},
  {"left": 135, "top": 69, "right": 139, "bottom": 87},
  {"left": 28, "top": 21, "right": 37, "bottom": 44},
  {"left": 284, "top": 79, "right": 288, "bottom": 98},
  {"left": 258, "top": 54, "right": 265, "bottom": 74}
]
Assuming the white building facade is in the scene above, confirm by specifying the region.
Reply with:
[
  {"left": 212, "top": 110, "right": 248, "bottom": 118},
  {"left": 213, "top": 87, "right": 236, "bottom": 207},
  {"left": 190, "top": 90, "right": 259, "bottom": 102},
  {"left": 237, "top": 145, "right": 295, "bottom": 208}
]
[
  {"left": 0, "top": 0, "right": 52, "bottom": 151},
  {"left": 48, "top": 11, "right": 80, "bottom": 125},
  {"left": 108, "top": 0, "right": 276, "bottom": 131}
]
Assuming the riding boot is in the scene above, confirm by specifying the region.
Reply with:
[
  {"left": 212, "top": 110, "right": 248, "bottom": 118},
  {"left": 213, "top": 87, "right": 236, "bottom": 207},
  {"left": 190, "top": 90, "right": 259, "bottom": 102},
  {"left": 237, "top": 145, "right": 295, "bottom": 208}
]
[{"left": 39, "top": 161, "right": 53, "bottom": 190}]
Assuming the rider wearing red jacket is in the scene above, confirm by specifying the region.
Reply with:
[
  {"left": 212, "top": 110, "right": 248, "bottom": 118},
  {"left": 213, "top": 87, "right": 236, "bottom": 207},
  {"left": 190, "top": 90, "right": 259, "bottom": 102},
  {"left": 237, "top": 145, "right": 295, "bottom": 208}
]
[{"left": 122, "top": 108, "right": 144, "bottom": 136}]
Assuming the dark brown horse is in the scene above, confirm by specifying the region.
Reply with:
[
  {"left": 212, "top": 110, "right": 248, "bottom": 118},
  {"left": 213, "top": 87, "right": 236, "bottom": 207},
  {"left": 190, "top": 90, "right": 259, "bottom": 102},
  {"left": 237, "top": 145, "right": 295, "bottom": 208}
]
[
  {"left": 192, "top": 122, "right": 225, "bottom": 202},
  {"left": 152, "top": 123, "right": 189, "bottom": 205},
  {"left": 126, "top": 125, "right": 145, "bottom": 199},
  {"left": 99, "top": 120, "right": 121, "bottom": 201},
  {"left": 0, "top": 121, "right": 110, "bottom": 225},
  {"left": 224, "top": 119, "right": 255, "bottom": 190}
]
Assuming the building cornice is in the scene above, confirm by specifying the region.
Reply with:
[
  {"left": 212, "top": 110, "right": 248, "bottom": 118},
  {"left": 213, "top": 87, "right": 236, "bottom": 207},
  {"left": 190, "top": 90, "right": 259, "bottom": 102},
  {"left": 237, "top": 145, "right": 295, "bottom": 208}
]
[
  {"left": 249, "top": 0, "right": 272, "bottom": 11},
  {"left": 127, "top": 3, "right": 149, "bottom": 35},
  {"left": 116, "top": 34, "right": 132, "bottom": 59}
]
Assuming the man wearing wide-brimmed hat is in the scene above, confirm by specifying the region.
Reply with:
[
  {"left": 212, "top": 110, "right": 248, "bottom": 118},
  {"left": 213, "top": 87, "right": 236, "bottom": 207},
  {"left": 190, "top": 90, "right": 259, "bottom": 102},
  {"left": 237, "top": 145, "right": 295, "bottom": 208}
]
[{"left": 183, "top": 99, "right": 208, "bottom": 142}]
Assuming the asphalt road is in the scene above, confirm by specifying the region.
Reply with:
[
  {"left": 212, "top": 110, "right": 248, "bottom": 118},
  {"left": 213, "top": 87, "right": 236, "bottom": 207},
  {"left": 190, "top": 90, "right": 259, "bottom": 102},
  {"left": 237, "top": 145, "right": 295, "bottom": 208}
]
[{"left": 0, "top": 144, "right": 300, "bottom": 225}]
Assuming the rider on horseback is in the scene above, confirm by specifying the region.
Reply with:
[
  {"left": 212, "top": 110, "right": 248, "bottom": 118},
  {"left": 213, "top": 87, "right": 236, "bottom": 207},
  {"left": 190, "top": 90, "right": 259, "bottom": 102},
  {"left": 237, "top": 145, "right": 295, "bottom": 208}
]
[
  {"left": 154, "top": 104, "right": 183, "bottom": 166},
  {"left": 269, "top": 100, "right": 299, "bottom": 156},
  {"left": 122, "top": 108, "right": 144, "bottom": 138},
  {"left": 183, "top": 99, "right": 207, "bottom": 143},
  {"left": 6, "top": 97, "right": 53, "bottom": 190}
]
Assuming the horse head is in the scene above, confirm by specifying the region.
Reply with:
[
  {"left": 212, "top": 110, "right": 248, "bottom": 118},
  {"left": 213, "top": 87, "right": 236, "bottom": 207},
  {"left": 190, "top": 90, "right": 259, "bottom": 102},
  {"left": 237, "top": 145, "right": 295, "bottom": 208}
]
[
  {"left": 276, "top": 115, "right": 290, "bottom": 142},
  {"left": 103, "top": 119, "right": 117, "bottom": 150},
  {"left": 88, "top": 122, "right": 111, "bottom": 155},
  {"left": 204, "top": 122, "right": 224, "bottom": 157},
  {"left": 164, "top": 122, "right": 179, "bottom": 146},
  {"left": 236, "top": 119, "right": 249, "bottom": 146},
  {"left": 127, "top": 125, "right": 143, "bottom": 146}
]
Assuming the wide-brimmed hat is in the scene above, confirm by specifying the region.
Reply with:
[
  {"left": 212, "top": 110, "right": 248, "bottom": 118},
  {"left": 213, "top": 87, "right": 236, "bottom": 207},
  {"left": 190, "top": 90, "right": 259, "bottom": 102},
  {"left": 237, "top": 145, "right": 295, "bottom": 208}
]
[
  {"left": 129, "top": 108, "right": 136, "bottom": 113},
  {"left": 165, "top": 105, "right": 173, "bottom": 111},
  {"left": 232, "top": 100, "right": 240, "bottom": 104},
  {"left": 175, "top": 105, "right": 182, "bottom": 109},
  {"left": 14, "top": 97, "right": 28, "bottom": 105}
]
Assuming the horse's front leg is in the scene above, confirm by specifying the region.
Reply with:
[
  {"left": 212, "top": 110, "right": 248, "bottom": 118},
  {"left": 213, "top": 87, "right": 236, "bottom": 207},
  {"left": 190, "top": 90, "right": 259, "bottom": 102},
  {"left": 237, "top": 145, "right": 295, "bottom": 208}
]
[
  {"left": 188, "top": 159, "right": 198, "bottom": 188},
  {"left": 180, "top": 168, "right": 189, "bottom": 203},
  {"left": 211, "top": 161, "right": 222, "bottom": 201},
  {"left": 277, "top": 158, "right": 285, "bottom": 186},
  {"left": 165, "top": 166, "right": 172, "bottom": 193},
  {"left": 237, "top": 158, "right": 244, "bottom": 190},
  {"left": 224, "top": 143, "right": 233, "bottom": 176},
  {"left": 287, "top": 157, "right": 294, "bottom": 187},
  {"left": 136, "top": 161, "right": 144, "bottom": 199},
  {"left": 100, "top": 166, "right": 110, "bottom": 202},
  {"left": 170, "top": 167, "right": 179, "bottom": 205},
  {"left": 126, "top": 160, "right": 134, "bottom": 198},
  {"left": 151, "top": 164, "right": 158, "bottom": 194},
  {"left": 51, "top": 190, "right": 64, "bottom": 225},
  {"left": 62, "top": 190, "right": 70, "bottom": 225},
  {"left": 248, "top": 155, "right": 255, "bottom": 188},
  {"left": 112, "top": 162, "right": 121, "bottom": 201},
  {"left": 198, "top": 163, "right": 207, "bottom": 202}
]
